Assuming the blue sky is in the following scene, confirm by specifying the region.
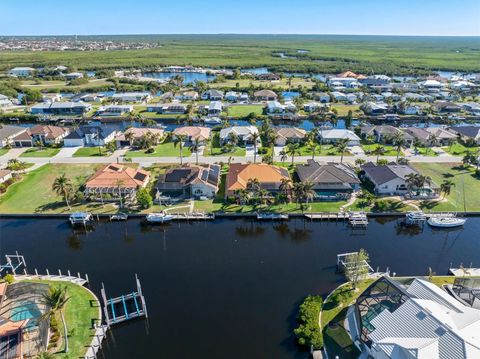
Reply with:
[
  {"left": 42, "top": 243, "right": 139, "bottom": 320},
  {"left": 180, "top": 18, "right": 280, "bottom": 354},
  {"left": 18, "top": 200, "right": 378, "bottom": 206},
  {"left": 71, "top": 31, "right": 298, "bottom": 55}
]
[{"left": 1, "top": 0, "right": 479, "bottom": 36}]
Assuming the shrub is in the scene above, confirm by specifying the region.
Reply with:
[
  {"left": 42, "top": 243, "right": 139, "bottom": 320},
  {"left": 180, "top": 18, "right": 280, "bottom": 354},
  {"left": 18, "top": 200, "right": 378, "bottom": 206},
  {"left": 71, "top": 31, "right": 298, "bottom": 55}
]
[
  {"left": 2, "top": 274, "right": 14, "bottom": 284},
  {"left": 136, "top": 188, "right": 153, "bottom": 208},
  {"left": 294, "top": 295, "right": 323, "bottom": 349}
]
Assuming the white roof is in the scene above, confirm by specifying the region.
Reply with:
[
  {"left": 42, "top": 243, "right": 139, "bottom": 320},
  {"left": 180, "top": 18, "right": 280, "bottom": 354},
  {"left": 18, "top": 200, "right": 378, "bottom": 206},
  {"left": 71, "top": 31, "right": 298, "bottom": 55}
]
[
  {"left": 112, "top": 92, "right": 150, "bottom": 98},
  {"left": 320, "top": 129, "right": 360, "bottom": 141},
  {"left": 220, "top": 126, "right": 258, "bottom": 138},
  {"left": 369, "top": 278, "right": 480, "bottom": 359}
]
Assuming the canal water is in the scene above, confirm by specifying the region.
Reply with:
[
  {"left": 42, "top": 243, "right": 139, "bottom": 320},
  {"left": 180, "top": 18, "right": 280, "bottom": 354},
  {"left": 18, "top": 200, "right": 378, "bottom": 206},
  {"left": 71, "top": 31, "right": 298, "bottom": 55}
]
[{"left": 1, "top": 217, "right": 479, "bottom": 358}]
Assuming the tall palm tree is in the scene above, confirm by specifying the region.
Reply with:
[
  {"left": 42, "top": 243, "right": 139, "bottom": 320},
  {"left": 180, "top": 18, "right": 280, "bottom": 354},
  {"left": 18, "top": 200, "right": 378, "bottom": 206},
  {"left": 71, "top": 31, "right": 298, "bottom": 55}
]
[
  {"left": 52, "top": 173, "right": 73, "bottom": 209},
  {"left": 335, "top": 139, "right": 349, "bottom": 163},
  {"left": 307, "top": 140, "right": 319, "bottom": 161},
  {"left": 173, "top": 134, "right": 187, "bottom": 165},
  {"left": 115, "top": 179, "right": 124, "bottom": 208},
  {"left": 279, "top": 178, "right": 293, "bottom": 202},
  {"left": 191, "top": 138, "right": 201, "bottom": 164},
  {"left": 372, "top": 145, "right": 386, "bottom": 164},
  {"left": 246, "top": 178, "right": 260, "bottom": 198},
  {"left": 251, "top": 132, "right": 260, "bottom": 163},
  {"left": 286, "top": 142, "right": 299, "bottom": 166},
  {"left": 392, "top": 132, "right": 405, "bottom": 162},
  {"left": 124, "top": 130, "right": 135, "bottom": 147},
  {"left": 440, "top": 179, "right": 455, "bottom": 199},
  {"left": 279, "top": 150, "right": 288, "bottom": 164},
  {"left": 428, "top": 134, "right": 438, "bottom": 155},
  {"left": 41, "top": 286, "right": 71, "bottom": 353}
]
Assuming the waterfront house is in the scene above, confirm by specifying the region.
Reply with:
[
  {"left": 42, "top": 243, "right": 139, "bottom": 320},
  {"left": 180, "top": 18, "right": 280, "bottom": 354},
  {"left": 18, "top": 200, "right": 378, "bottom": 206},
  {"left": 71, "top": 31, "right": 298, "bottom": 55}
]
[
  {"left": 312, "top": 92, "right": 331, "bottom": 103},
  {"left": 462, "top": 102, "right": 480, "bottom": 115},
  {"left": 420, "top": 79, "right": 443, "bottom": 89},
  {"left": 64, "top": 72, "right": 84, "bottom": 81},
  {"left": 361, "top": 162, "right": 436, "bottom": 196},
  {"left": 177, "top": 91, "right": 199, "bottom": 101},
  {"left": 318, "top": 129, "right": 360, "bottom": 146},
  {"left": 256, "top": 73, "right": 280, "bottom": 81},
  {"left": 97, "top": 105, "right": 133, "bottom": 116},
  {"left": 331, "top": 91, "right": 347, "bottom": 102},
  {"left": 0, "top": 169, "right": 12, "bottom": 184},
  {"left": 201, "top": 89, "right": 224, "bottom": 101},
  {"left": 267, "top": 101, "right": 296, "bottom": 114},
  {"left": 253, "top": 90, "right": 278, "bottom": 101},
  {"left": 303, "top": 102, "right": 327, "bottom": 113},
  {"left": 0, "top": 125, "right": 27, "bottom": 147},
  {"left": 219, "top": 126, "right": 259, "bottom": 146},
  {"left": 42, "top": 93, "right": 62, "bottom": 103},
  {"left": 361, "top": 102, "right": 388, "bottom": 115},
  {"left": 425, "top": 127, "right": 457, "bottom": 145},
  {"left": 349, "top": 276, "right": 480, "bottom": 359},
  {"left": 85, "top": 163, "right": 150, "bottom": 199},
  {"left": 147, "top": 103, "right": 187, "bottom": 114},
  {"left": 173, "top": 126, "right": 211, "bottom": 145},
  {"left": 402, "top": 127, "right": 432, "bottom": 146},
  {"left": 112, "top": 92, "right": 151, "bottom": 103},
  {"left": 30, "top": 101, "right": 92, "bottom": 115},
  {"left": 8, "top": 67, "right": 35, "bottom": 77},
  {"left": 225, "top": 163, "right": 290, "bottom": 198},
  {"left": 12, "top": 125, "right": 70, "bottom": 147},
  {"left": 435, "top": 101, "right": 462, "bottom": 113},
  {"left": 328, "top": 77, "right": 360, "bottom": 89},
  {"left": 296, "top": 160, "right": 360, "bottom": 201},
  {"left": 0, "top": 94, "right": 14, "bottom": 110},
  {"left": 155, "top": 163, "right": 221, "bottom": 199},
  {"left": 449, "top": 126, "right": 480, "bottom": 145},
  {"left": 208, "top": 101, "right": 223, "bottom": 116},
  {"left": 63, "top": 126, "right": 117, "bottom": 147},
  {"left": 225, "top": 91, "right": 246, "bottom": 102},
  {"left": 274, "top": 127, "right": 306, "bottom": 146},
  {"left": 115, "top": 127, "right": 164, "bottom": 147},
  {"left": 360, "top": 125, "right": 412, "bottom": 144}
]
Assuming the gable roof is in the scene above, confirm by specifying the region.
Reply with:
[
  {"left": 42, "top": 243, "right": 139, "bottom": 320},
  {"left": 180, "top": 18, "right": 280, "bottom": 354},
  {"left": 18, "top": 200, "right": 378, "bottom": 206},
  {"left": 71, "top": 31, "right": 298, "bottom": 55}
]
[
  {"left": 362, "top": 163, "right": 418, "bottom": 186},
  {"left": 173, "top": 126, "right": 211, "bottom": 141},
  {"left": 274, "top": 127, "right": 306, "bottom": 140},
  {"left": 296, "top": 160, "right": 360, "bottom": 189},
  {"left": 85, "top": 164, "right": 150, "bottom": 189},
  {"left": 254, "top": 89, "right": 277, "bottom": 98},
  {"left": 156, "top": 164, "right": 221, "bottom": 191},
  {"left": 0, "top": 125, "right": 26, "bottom": 140},
  {"left": 449, "top": 126, "right": 480, "bottom": 139}
]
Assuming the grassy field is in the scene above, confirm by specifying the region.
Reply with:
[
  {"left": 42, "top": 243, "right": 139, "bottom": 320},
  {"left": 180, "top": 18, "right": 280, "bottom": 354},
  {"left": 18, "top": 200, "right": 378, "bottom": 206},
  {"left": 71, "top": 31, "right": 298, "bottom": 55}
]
[
  {"left": 330, "top": 104, "right": 361, "bottom": 117},
  {"left": 0, "top": 148, "right": 9, "bottom": 156},
  {"left": 19, "top": 147, "right": 60, "bottom": 157},
  {"left": 443, "top": 143, "right": 479, "bottom": 156},
  {"left": 0, "top": 163, "right": 116, "bottom": 214},
  {"left": 225, "top": 105, "right": 264, "bottom": 117},
  {"left": 73, "top": 147, "right": 109, "bottom": 157},
  {"left": 412, "top": 162, "right": 480, "bottom": 211},
  {"left": 126, "top": 141, "right": 191, "bottom": 157},
  {"left": 26, "top": 280, "right": 100, "bottom": 358},
  {"left": 20, "top": 78, "right": 113, "bottom": 91},
  {"left": 1, "top": 35, "right": 479, "bottom": 74},
  {"left": 362, "top": 144, "right": 399, "bottom": 157}
]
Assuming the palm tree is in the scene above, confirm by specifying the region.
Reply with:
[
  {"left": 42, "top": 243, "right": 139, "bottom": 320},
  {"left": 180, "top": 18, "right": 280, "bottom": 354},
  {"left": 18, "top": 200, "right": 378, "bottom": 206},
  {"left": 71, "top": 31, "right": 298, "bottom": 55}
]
[
  {"left": 307, "top": 140, "right": 319, "bottom": 160},
  {"left": 286, "top": 142, "right": 299, "bottom": 166},
  {"left": 372, "top": 145, "right": 386, "bottom": 164},
  {"left": 124, "top": 130, "right": 135, "bottom": 147},
  {"left": 41, "top": 286, "right": 71, "bottom": 353},
  {"left": 412, "top": 138, "right": 422, "bottom": 155},
  {"left": 173, "top": 134, "right": 187, "bottom": 165},
  {"left": 440, "top": 179, "right": 455, "bottom": 199},
  {"left": 52, "top": 174, "right": 73, "bottom": 209},
  {"left": 279, "top": 178, "right": 293, "bottom": 202},
  {"left": 392, "top": 132, "right": 405, "bottom": 162},
  {"left": 246, "top": 178, "right": 260, "bottom": 199},
  {"left": 428, "top": 134, "right": 438, "bottom": 155},
  {"left": 115, "top": 179, "right": 124, "bottom": 208},
  {"left": 251, "top": 132, "right": 260, "bottom": 163},
  {"left": 335, "top": 139, "right": 349, "bottom": 163},
  {"left": 191, "top": 138, "right": 201, "bottom": 164},
  {"left": 279, "top": 150, "right": 288, "bottom": 164}
]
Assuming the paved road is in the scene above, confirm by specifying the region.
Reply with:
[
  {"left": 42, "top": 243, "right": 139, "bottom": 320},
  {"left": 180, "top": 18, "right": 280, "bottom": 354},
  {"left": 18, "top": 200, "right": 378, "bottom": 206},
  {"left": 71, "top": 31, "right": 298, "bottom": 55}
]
[{"left": 0, "top": 148, "right": 464, "bottom": 169}]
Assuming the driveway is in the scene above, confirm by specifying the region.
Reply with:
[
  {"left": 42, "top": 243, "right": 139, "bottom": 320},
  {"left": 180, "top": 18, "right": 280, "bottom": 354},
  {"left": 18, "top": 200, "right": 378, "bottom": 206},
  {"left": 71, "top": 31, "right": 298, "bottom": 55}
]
[
  {"left": 349, "top": 146, "right": 365, "bottom": 155},
  {"left": 55, "top": 146, "right": 81, "bottom": 158}
]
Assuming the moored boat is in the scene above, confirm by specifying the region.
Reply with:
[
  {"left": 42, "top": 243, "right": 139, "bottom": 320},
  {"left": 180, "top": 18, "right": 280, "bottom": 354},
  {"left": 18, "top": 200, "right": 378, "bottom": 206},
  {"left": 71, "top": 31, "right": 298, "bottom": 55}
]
[
  {"left": 427, "top": 216, "right": 467, "bottom": 228},
  {"left": 405, "top": 211, "right": 427, "bottom": 224},
  {"left": 146, "top": 212, "right": 174, "bottom": 224},
  {"left": 110, "top": 213, "right": 128, "bottom": 221},
  {"left": 69, "top": 212, "right": 93, "bottom": 226}
]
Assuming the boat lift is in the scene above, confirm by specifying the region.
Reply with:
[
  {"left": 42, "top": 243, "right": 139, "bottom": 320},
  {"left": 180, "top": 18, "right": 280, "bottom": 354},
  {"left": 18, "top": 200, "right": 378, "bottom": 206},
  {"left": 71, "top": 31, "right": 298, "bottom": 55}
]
[
  {"left": 0, "top": 252, "right": 27, "bottom": 275},
  {"left": 101, "top": 274, "right": 148, "bottom": 328}
]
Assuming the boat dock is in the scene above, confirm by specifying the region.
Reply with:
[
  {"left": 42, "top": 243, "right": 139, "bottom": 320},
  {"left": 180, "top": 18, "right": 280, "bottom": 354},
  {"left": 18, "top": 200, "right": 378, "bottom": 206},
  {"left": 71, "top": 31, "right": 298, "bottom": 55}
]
[
  {"left": 348, "top": 212, "right": 369, "bottom": 227},
  {"left": 101, "top": 274, "right": 148, "bottom": 328},
  {"left": 257, "top": 212, "right": 289, "bottom": 220},
  {"left": 449, "top": 267, "right": 480, "bottom": 277},
  {"left": 336, "top": 252, "right": 374, "bottom": 277},
  {"left": 169, "top": 212, "right": 215, "bottom": 220},
  {"left": 305, "top": 212, "right": 349, "bottom": 220}
]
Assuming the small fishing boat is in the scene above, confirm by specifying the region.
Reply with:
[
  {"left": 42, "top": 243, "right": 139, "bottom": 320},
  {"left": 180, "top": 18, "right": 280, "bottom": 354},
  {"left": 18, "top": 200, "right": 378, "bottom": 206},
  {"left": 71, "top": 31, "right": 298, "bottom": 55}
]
[
  {"left": 203, "top": 117, "right": 222, "bottom": 124},
  {"left": 146, "top": 212, "right": 174, "bottom": 224},
  {"left": 69, "top": 212, "right": 92, "bottom": 226},
  {"left": 110, "top": 213, "right": 128, "bottom": 221},
  {"left": 427, "top": 216, "right": 467, "bottom": 228}
]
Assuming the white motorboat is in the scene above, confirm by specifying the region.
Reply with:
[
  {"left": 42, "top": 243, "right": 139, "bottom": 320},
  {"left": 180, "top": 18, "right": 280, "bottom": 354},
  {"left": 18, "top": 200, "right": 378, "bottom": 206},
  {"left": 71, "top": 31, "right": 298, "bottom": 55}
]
[
  {"left": 146, "top": 212, "right": 174, "bottom": 224},
  {"left": 69, "top": 212, "right": 92, "bottom": 226},
  {"left": 256, "top": 212, "right": 289, "bottom": 220},
  {"left": 405, "top": 211, "right": 427, "bottom": 224},
  {"left": 427, "top": 216, "right": 467, "bottom": 228},
  {"left": 110, "top": 213, "right": 128, "bottom": 221},
  {"left": 204, "top": 117, "right": 222, "bottom": 124}
]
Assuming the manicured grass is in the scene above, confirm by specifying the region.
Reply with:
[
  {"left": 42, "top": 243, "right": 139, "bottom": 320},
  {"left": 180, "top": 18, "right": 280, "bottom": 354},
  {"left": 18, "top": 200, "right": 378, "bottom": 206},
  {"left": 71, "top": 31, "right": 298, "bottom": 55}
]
[
  {"left": 0, "top": 148, "right": 9, "bottom": 156},
  {"left": 126, "top": 141, "right": 191, "bottom": 157},
  {"left": 295, "top": 144, "right": 351, "bottom": 156},
  {"left": 331, "top": 104, "right": 361, "bottom": 117},
  {"left": 412, "top": 162, "right": 480, "bottom": 212},
  {"left": 413, "top": 147, "right": 438, "bottom": 156},
  {"left": 224, "top": 105, "right": 264, "bottom": 117},
  {"left": 361, "top": 144, "right": 399, "bottom": 157},
  {"left": 19, "top": 147, "right": 60, "bottom": 158},
  {"left": 0, "top": 163, "right": 116, "bottom": 214},
  {"left": 203, "top": 145, "right": 246, "bottom": 157},
  {"left": 443, "top": 143, "right": 479, "bottom": 156},
  {"left": 25, "top": 280, "right": 100, "bottom": 359},
  {"left": 73, "top": 147, "right": 110, "bottom": 157}
]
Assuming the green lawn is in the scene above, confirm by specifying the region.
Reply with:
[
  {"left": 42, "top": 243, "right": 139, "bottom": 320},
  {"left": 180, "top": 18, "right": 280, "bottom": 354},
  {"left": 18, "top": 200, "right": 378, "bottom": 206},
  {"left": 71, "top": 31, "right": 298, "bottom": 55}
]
[
  {"left": 73, "top": 147, "right": 110, "bottom": 157},
  {"left": 25, "top": 280, "right": 100, "bottom": 359},
  {"left": 0, "top": 163, "right": 116, "bottom": 214},
  {"left": 224, "top": 105, "right": 264, "bottom": 118},
  {"left": 295, "top": 144, "right": 351, "bottom": 156},
  {"left": 412, "top": 162, "right": 480, "bottom": 211},
  {"left": 126, "top": 141, "right": 191, "bottom": 157},
  {"left": 0, "top": 148, "right": 9, "bottom": 156},
  {"left": 20, "top": 147, "right": 60, "bottom": 158},
  {"left": 443, "top": 143, "right": 479, "bottom": 156},
  {"left": 203, "top": 145, "right": 246, "bottom": 157},
  {"left": 361, "top": 144, "right": 399, "bottom": 157},
  {"left": 414, "top": 147, "right": 438, "bottom": 156},
  {"left": 330, "top": 104, "right": 361, "bottom": 116}
]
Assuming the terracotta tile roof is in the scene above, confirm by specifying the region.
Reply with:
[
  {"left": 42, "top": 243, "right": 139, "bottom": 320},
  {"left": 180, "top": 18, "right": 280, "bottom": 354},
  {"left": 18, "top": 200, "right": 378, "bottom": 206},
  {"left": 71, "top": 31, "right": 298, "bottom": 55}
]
[
  {"left": 226, "top": 163, "right": 290, "bottom": 192},
  {"left": 29, "top": 125, "right": 69, "bottom": 140},
  {"left": 173, "top": 126, "right": 211, "bottom": 141},
  {"left": 275, "top": 127, "right": 306, "bottom": 140},
  {"left": 85, "top": 164, "right": 150, "bottom": 189},
  {"left": 337, "top": 71, "right": 366, "bottom": 79},
  {"left": 115, "top": 127, "right": 164, "bottom": 141}
]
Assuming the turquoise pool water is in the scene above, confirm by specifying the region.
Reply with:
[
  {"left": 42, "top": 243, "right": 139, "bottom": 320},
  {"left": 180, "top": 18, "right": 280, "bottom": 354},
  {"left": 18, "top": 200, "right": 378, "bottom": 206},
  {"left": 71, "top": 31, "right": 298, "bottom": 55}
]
[{"left": 10, "top": 302, "right": 42, "bottom": 327}]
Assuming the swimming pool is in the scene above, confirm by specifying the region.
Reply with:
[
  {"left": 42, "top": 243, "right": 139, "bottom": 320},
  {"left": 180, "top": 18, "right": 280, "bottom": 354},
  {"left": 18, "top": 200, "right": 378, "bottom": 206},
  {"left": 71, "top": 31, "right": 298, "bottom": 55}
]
[{"left": 10, "top": 302, "right": 42, "bottom": 327}]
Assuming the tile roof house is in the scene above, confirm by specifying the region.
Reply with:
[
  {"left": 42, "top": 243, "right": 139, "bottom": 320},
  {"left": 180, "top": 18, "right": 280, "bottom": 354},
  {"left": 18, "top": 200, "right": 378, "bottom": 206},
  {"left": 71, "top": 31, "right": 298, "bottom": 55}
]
[
  {"left": 318, "top": 129, "right": 361, "bottom": 146},
  {"left": 85, "top": 163, "right": 150, "bottom": 198},
  {"left": 274, "top": 127, "right": 307, "bottom": 146},
  {"left": 63, "top": 126, "right": 117, "bottom": 147},
  {"left": 225, "top": 163, "right": 290, "bottom": 198},
  {"left": 253, "top": 90, "right": 278, "bottom": 101},
  {"left": 219, "top": 126, "right": 259, "bottom": 145},
  {"left": 115, "top": 127, "right": 164, "bottom": 147},
  {"left": 173, "top": 126, "right": 211, "bottom": 145},
  {"left": 435, "top": 101, "right": 462, "bottom": 113},
  {"left": 351, "top": 276, "right": 480, "bottom": 359},
  {"left": 425, "top": 127, "right": 457, "bottom": 144},
  {"left": 0, "top": 125, "right": 27, "bottom": 147},
  {"left": 12, "top": 125, "right": 70, "bottom": 147},
  {"left": 449, "top": 126, "right": 480, "bottom": 145},
  {"left": 296, "top": 160, "right": 360, "bottom": 200},
  {"left": 360, "top": 125, "right": 413, "bottom": 144},
  {"left": 155, "top": 164, "right": 221, "bottom": 198}
]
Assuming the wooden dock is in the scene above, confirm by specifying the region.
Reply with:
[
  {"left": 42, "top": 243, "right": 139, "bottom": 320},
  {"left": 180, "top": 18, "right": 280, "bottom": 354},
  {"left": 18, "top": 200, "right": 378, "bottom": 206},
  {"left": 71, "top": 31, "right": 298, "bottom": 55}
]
[
  {"left": 169, "top": 212, "right": 215, "bottom": 220},
  {"left": 305, "top": 212, "right": 349, "bottom": 220},
  {"left": 348, "top": 212, "right": 369, "bottom": 227}
]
